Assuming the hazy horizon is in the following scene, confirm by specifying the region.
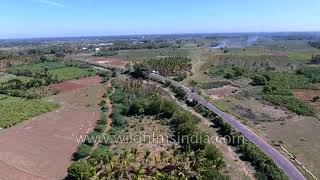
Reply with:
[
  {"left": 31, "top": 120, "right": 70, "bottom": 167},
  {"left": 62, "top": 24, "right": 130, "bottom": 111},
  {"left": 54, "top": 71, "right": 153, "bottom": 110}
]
[{"left": 1, "top": 0, "right": 320, "bottom": 39}]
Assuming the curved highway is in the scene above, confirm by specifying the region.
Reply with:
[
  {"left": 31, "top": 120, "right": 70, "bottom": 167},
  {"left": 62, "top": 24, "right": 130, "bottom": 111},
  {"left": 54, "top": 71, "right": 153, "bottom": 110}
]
[
  {"left": 82, "top": 60, "right": 306, "bottom": 180},
  {"left": 150, "top": 73, "right": 306, "bottom": 180}
]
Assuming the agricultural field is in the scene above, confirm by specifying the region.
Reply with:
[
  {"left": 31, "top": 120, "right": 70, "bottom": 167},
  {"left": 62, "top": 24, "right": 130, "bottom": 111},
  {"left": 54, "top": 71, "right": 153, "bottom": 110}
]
[
  {"left": 0, "top": 73, "right": 31, "bottom": 84},
  {"left": 1, "top": 33, "right": 320, "bottom": 179},
  {"left": 178, "top": 35, "right": 320, "bottom": 179},
  {"left": 0, "top": 95, "right": 59, "bottom": 128},
  {"left": 49, "top": 67, "right": 95, "bottom": 81}
]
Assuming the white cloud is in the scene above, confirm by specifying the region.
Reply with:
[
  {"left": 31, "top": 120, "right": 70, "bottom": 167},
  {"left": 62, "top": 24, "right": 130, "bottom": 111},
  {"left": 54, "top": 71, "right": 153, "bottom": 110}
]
[{"left": 33, "top": 0, "right": 65, "bottom": 7}]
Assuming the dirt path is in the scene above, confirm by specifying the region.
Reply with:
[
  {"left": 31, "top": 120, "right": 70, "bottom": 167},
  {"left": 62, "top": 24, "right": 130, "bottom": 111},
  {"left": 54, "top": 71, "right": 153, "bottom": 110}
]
[{"left": 0, "top": 81, "right": 104, "bottom": 179}]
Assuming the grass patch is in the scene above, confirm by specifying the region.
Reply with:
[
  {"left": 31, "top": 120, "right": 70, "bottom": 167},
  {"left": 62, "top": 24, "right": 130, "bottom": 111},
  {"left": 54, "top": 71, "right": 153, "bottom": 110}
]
[
  {"left": 263, "top": 94, "right": 314, "bottom": 116},
  {"left": 200, "top": 81, "right": 231, "bottom": 89},
  {"left": 0, "top": 96, "right": 59, "bottom": 128},
  {"left": 49, "top": 67, "right": 95, "bottom": 81},
  {"left": 7, "top": 62, "right": 65, "bottom": 74}
]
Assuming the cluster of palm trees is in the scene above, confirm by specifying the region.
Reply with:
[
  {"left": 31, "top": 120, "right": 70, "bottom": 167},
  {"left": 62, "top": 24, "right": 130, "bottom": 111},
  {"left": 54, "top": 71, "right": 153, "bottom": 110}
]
[
  {"left": 70, "top": 145, "right": 227, "bottom": 180},
  {"left": 144, "top": 56, "right": 192, "bottom": 77}
]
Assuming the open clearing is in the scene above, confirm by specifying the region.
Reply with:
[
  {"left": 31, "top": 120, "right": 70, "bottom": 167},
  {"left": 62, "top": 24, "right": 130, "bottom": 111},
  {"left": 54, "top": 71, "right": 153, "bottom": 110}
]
[
  {"left": 293, "top": 89, "right": 320, "bottom": 117},
  {"left": 257, "top": 116, "right": 320, "bottom": 178},
  {"left": 0, "top": 77, "right": 104, "bottom": 179},
  {"left": 49, "top": 75, "right": 101, "bottom": 92}
]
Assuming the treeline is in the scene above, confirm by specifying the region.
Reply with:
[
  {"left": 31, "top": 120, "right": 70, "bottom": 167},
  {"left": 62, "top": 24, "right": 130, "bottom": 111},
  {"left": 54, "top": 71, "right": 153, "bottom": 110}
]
[
  {"left": 109, "top": 40, "right": 176, "bottom": 51},
  {"left": 144, "top": 56, "right": 192, "bottom": 77},
  {"left": 153, "top": 79, "right": 288, "bottom": 180},
  {"left": 309, "top": 41, "right": 320, "bottom": 49},
  {"left": 0, "top": 76, "right": 59, "bottom": 99},
  {"left": 310, "top": 54, "right": 320, "bottom": 64}
]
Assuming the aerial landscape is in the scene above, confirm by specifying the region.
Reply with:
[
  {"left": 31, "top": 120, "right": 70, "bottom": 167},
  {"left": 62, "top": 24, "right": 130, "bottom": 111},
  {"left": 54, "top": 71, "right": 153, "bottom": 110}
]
[{"left": 0, "top": 0, "right": 320, "bottom": 180}]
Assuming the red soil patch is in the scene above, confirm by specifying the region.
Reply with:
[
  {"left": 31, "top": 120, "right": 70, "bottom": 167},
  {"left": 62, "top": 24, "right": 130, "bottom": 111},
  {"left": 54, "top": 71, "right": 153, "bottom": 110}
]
[
  {"left": 49, "top": 76, "right": 102, "bottom": 92},
  {"left": 0, "top": 84, "right": 105, "bottom": 179},
  {"left": 271, "top": 50, "right": 288, "bottom": 56},
  {"left": 92, "top": 57, "right": 126, "bottom": 67}
]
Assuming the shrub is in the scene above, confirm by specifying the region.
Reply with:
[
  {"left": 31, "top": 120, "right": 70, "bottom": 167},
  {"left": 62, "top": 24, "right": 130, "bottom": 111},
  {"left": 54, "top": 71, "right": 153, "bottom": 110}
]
[
  {"left": 224, "top": 72, "right": 234, "bottom": 79},
  {"left": 74, "top": 144, "right": 92, "bottom": 160},
  {"left": 94, "top": 124, "right": 106, "bottom": 132},
  {"left": 67, "top": 160, "right": 93, "bottom": 180},
  {"left": 90, "top": 145, "right": 112, "bottom": 162},
  {"left": 263, "top": 95, "right": 314, "bottom": 116},
  {"left": 84, "top": 131, "right": 101, "bottom": 146},
  {"left": 111, "top": 112, "right": 126, "bottom": 127},
  {"left": 251, "top": 75, "right": 267, "bottom": 86},
  {"left": 172, "top": 86, "right": 186, "bottom": 99}
]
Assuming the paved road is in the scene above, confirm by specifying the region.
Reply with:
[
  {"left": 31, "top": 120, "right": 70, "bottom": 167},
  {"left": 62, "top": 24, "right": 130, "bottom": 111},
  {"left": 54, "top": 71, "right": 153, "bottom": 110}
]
[
  {"left": 150, "top": 73, "right": 306, "bottom": 180},
  {"left": 83, "top": 61, "right": 306, "bottom": 180}
]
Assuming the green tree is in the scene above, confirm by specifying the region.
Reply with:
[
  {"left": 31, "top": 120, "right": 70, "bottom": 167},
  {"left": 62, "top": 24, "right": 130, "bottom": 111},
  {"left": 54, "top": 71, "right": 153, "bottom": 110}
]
[
  {"left": 67, "top": 160, "right": 94, "bottom": 180},
  {"left": 252, "top": 75, "right": 267, "bottom": 86},
  {"left": 131, "top": 63, "right": 151, "bottom": 79}
]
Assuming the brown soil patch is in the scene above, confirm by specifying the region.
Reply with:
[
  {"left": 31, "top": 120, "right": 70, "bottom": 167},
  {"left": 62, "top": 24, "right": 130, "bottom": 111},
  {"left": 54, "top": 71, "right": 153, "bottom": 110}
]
[
  {"left": 293, "top": 89, "right": 320, "bottom": 115},
  {"left": 0, "top": 83, "right": 104, "bottom": 179},
  {"left": 271, "top": 50, "right": 288, "bottom": 56},
  {"left": 92, "top": 57, "right": 125, "bottom": 67},
  {"left": 207, "top": 85, "right": 238, "bottom": 100},
  {"left": 49, "top": 76, "right": 101, "bottom": 92},
  {"left": 293, "top": 89, "right": 320, "bottom": 101}
]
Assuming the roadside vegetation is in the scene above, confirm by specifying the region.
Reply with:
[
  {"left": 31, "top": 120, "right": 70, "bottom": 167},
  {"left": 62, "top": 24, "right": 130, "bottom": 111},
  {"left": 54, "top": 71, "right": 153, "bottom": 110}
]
[{"left": 153, "top": 79, "right": 288, "bottom": 180}]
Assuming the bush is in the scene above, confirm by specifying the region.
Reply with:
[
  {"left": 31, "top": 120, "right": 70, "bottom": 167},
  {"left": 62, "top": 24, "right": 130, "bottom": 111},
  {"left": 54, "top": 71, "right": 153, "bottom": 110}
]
[
  {"left": 94, "top": 124, "right": 106, "bottom": 132},
  {"left": 84, "top": 131, "right": 101, "bottom": 146},
  {"left": 161, "top": 100, "right": 177, "bottom": 118},
  {"left": 263, "top": 95, "right": 314, "bottom": 116},
  {"left": 90, "top": 145, "right": 112, "bottom": 162},
  {"left": 251, "top": 75, "right": 267, "bottom": 86},
  {"left": 224, "top": 72, "right": 234, "bottom": 79},
  {"left": 172, "top": 86, "right": 186, "bottom": 99},
  {"left": 74, "top": 144, "right": 92, "bottom": 160},
  {"left": 111, "top": 112, "right": 126, "bottom": 127},
  {"left": 67, "top": 160, "right": 93, "bottom": 180}
]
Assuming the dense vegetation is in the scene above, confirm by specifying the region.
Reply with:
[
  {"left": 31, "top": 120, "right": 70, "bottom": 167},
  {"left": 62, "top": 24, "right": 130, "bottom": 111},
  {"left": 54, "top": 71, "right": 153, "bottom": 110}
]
[
  {"left": 209, "top": 65, "right": 248, "bottom": 79},
  {"left": 207, "top": 63, "right": 315, "bottom": 116},
  {"left": 0, "top": 95, "right": 59, "bottom": 128},
  {"left": 261, "top": 71, "right": 314, "bottom": 116},
  {"left": 153, "top": 78, "right": 288, "bottom": 180},
  {"left": 68, "top": 78, "right": 229, "bottom": 179},
  {"left": 144, "top": 56, "right": 192, "bottom": 77},
  {"left": 297, "top": 66, "right": 320, "bottom": 83},
  {"left": 310, "top": 54, "right": 320, "bottom": 64}
]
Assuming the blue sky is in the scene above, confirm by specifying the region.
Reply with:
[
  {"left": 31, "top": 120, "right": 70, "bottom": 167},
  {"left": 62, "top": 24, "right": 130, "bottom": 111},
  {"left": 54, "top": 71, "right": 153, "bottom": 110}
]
[{"left": 1, "top": 0, "right": 320, "bottom": 38}]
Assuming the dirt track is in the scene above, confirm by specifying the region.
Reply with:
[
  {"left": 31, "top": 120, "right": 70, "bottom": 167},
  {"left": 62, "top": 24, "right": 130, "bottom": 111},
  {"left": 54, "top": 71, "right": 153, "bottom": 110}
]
[{"left": 0, "top": 78, "right": 104, "bottom": 180}]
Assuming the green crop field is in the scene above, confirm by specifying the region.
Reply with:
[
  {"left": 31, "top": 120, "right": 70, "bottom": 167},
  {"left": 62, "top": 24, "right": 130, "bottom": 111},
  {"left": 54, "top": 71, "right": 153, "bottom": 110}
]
[
  {"left": 0, "top": 95, "right": 59, "bottom": 128},
  {"left": 7, "top": 62, "right": 66, "bottom": 73},
  {"left": 48, "top": 67, "right": 95, "bottom": 81},
  {"left": 0, "top": 73, "right": 31, "bottom": 84}
]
